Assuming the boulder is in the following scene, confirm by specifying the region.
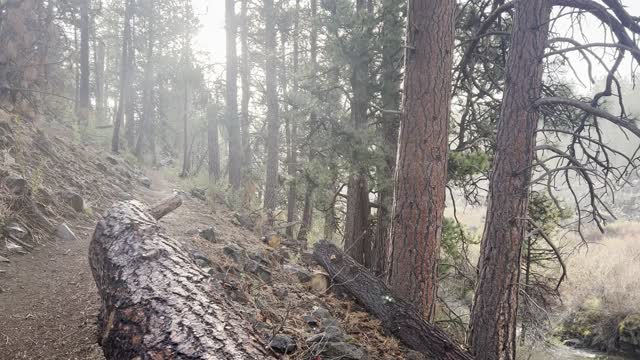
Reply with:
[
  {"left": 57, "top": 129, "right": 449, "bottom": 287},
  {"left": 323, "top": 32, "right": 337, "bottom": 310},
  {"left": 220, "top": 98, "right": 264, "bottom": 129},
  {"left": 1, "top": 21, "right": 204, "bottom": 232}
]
[
  {"left": 619, "top": 314, "right": 640, "bottom": 350},
  {"left": 198, "top": 227, "right": 216, "bottom": 242},
  {"left": 244, "top": 260, "right": 272, "bottom": 283},
  {"left": 62, "top": 191, "right": 84, "bottom": 212},
  {"left": 269, "top": 334, "right": 296, "bottom": 354},
  {"left": 138, "top": 176, "right": 152, "bottom": 188},
  {"left": 5, "top": 174, "right": 28, "bottom": 196},
  {"left": 56, "top": 223, "right": 78, "bottom": 241},
  {"left": 223, "top": 243, "right": 245, "bottom": 263}
]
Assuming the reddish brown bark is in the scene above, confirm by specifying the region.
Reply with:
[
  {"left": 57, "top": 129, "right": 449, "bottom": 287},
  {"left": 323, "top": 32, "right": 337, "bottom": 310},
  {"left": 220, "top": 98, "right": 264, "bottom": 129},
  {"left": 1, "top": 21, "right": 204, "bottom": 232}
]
[
  {"left": 263, "top": 0, "right": 280, "bottom": 215},
  {"left": 226, "top": 0, "right": 242, "bottom": 189},
  {"left": 344, "top": 0, "right": 371, "bottom": 266},
  {"left": 387, "top": 0, "right": 455, "bottom": 321},
  {"left": 468, "top": 1, "right": 551, "bottom": 359}
]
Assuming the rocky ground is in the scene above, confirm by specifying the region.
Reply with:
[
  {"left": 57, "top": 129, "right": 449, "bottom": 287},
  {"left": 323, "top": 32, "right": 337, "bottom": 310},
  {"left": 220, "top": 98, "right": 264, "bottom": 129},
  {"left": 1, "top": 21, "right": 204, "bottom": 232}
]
[{"left": 0, "top": 113, "right": 413, "bottom": 359}]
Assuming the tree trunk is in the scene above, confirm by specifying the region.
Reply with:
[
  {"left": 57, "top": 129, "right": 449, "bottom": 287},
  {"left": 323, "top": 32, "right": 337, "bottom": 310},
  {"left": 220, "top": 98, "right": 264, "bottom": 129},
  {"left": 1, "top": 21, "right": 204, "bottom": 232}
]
[
  {"left": 78, "top": 0, "right": 90, "bottom": 124},
  {"left": 136, "top": 0, "right": 154, "bottom": 160},
  {"left": 180, "top": 85, "right": 190, "bottom": 177},
  {"left": 372, "top": 0, "right": 403, "bottom": 277},
  {"left": 240, "top": 0, "right": 251, "bottom": 174},
  {"left": 468, "top": 1, "right": 551, "bottom": 359},
  {"left": 387, "top": 0, "right": 455, "bottom": 321},
  {"left": 95, "top": 39, "right": 106, "bottom": 125},
  {"left": 344, "top": 0, "right": 371, "bottom": 266},
  {"left": 89, "top": 197, "right": 270, "bottom": 359},
  {"left": 226, "top": 0, "right": 242, "bottom": 189},
  {"left": 208, "top": 105, "right": 221, "bottom": 182},
  {"left": 313, "top": 241, "right": 473, "bottom": 360},
  {"left": 263, "top": 0, "right": 280, "bottom": 218},
  {"left": 297, "top": 183, "right": 314, "bottom": 242},
  {"left": 285, "top": 3, "right": 300, "bottom": 239},
  {"left": 125, "top": 21, "right": 136, "bottom": 150},
  {"left": 112, "top": 0, "right": 132, "bottom": 153}
]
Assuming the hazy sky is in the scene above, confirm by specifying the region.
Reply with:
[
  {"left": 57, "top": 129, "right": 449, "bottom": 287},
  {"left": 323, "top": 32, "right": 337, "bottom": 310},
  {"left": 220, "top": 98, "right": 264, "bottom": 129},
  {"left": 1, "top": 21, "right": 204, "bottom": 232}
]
[{"left": 192, "top": 0, "right": 640, "bottom": 80}]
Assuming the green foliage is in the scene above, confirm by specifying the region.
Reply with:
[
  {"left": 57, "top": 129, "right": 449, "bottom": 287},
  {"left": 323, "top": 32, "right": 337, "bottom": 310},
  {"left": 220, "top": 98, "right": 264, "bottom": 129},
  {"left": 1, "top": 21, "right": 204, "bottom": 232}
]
[
  {"left": 528, "top": 191, "right": 571, "bottom": 236},
  {"left": 448, "top": 151, "right": 490, "bottom": 183}
]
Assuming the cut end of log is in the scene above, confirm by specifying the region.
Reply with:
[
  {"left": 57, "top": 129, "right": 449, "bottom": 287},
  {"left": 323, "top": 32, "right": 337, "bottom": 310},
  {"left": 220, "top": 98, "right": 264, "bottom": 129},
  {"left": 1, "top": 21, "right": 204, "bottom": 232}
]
[{"left": 149, "top": 194, "right": 183, "bottom": 220}]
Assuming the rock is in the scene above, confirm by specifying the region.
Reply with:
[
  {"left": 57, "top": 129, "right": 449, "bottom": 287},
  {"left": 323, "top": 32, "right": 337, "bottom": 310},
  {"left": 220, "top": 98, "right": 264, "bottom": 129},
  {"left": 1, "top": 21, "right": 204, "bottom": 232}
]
[
  {"left": 233, "top": 212, "right": 255, "bottom": 230},
  {"left": 96, "top": 162, "right": 109, "bottom": 173},
  {"left": 283, "top": 264, "right": 312, "bottom": 283},
  {"left": 56, "top": 223, "right": 78, "bottom": 241},
  {"left": 62, "top": 191, "right": 84, "bottom": 212},
  {"left": 223, "top": 243, "right": 245, "bottom": 263},
  {"left": 303, "top": 315, "right": 319, "bottom": 328},
  {"left": 269, "top": 334, "right": 296, "bottom": 354},
  {"left": 244, "top": 260, "right": 272, "bottom": 283},
  {"left": 198, "top": 227, "right": 216, "bottom": 242},
  {"left": 562, "top": 338, "right": 583, "bottom": 348},
  {"left": 138, "top": 176, "right": 152, "bottom": 188},
  {"left": 106, "top": 155, "right": 119, "bottom": 165},
  {"left": 312, "top": 307, "right": 333, "bottom": 321},
  {"left": 405, "top": 350, "right": 427, "bottom": 360},
  {"left": 319, "top": 342, "right": 368, "bottom": 360},
  {"left": 272, "top": 286, "right": 288, "bottom": 299},
  {"left": 190, "top": 188, "right": 206, "bottom": 201},
  {"left": 5, "top": 174, "right": 28, "bottom": 196},
  {"left": 307, "top": 325, "right": 346, "bottom": 343},
  {"left": 0, "top": 255, "right": 10, "bottom": 263},
  {"left": 191, "top": 251, "right": 213, "bottom": 268},
  {"left": 619, "top": 314, "right": 640, "bottom": 349}
]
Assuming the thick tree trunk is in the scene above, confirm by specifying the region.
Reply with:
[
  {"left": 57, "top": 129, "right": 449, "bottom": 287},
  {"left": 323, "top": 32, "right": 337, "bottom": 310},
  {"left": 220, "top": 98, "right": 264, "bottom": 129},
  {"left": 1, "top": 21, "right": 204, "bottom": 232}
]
[
  {"left": 263, "top": 0, "right": 280, "bottom": 218},
  {"left": 372, "top": 0, "right": 403, "bottom": 277},
  {"left": 344, "top": 0, "right": 371, "bottom": 266},
  {"left": 226, "top": 0, "right": 243, "bottom": 189},
  {"left": 78, "top": 0, "right": 90, "bottom": 124},
  {"left": 240, "top": 0, "right": 251, "bottom": 174},
  {"left": 468, "top": 1, "right": 551, "bottom": 359},
  {"left": 112, "top": 0, "right": 133, "bottom": 153},
  {"left": 208, "top": 105, "right": 221, "bottom": 182},
  {"left": 313, "top": 241, "right": 473, "bottom": 360},
  {"left": 125, "top": 23, "right": 137, "bottom": 150},
  {"left": 89, "top": 197, "right": 270, "bottom": 359},
  {"left": 297, "top": 183, "right": 314, "bottom": 242},
  {"left": 180, "top": 85, "right": 191, "bottom": 177},
  {"left": 387, "top": 0, "right": 455, "bottom": 321}
]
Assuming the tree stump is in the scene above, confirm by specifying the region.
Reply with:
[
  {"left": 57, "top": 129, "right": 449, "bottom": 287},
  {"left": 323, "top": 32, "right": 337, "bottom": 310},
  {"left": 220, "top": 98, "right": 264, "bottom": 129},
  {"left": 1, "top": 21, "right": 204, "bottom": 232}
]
[
  {"left": 313, "top": 240, "right": 474, "bottom": 360},
  {"left": 89, "top": 195, "right": 270, "bottom": 359}
]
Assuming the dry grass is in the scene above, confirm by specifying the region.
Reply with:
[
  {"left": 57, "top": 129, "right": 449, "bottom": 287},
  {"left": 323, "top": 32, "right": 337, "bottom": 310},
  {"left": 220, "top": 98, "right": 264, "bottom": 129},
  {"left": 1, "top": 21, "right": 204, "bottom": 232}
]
[{"left": 561, "top": 221, "right": 640, "bottom": 317}]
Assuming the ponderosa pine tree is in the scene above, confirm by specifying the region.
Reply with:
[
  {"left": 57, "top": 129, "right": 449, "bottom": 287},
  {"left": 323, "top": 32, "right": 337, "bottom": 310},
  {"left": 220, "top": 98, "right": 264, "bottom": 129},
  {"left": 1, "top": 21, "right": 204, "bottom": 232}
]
[
  {"left": 112, "top": 0, "right": 133, "bottom": 153},
  {"left": 226, "top": 0, "right": 242, "bottom": 189},
  {"left": 387, "top": 0, "right": 455, "bottom": 321},
  {"left": 468, "top": 1, "right": 551, "bottom": 359},
  {"left": 78, "top": 0, "right": 90, "bottom": 124},
  {"left": 263, "top": 0, "right": 280, "bottom": 218}
]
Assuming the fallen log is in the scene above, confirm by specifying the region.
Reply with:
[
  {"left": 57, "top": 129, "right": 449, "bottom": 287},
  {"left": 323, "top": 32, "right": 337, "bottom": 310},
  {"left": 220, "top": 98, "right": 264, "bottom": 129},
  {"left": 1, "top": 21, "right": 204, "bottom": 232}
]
[
  {"left": 89, "top": 195, "right": 270, "bottom": 359},
  {"left": 313, "top": 240, "right": 474, "bottom": 360}
]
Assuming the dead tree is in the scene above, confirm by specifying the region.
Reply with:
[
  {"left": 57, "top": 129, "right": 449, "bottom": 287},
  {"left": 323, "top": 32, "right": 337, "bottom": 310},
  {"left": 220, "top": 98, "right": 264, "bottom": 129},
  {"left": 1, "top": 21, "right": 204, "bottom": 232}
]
[
  {"left": 89, "top": 195, "right": 270, "bottom": 359},
  {"left": 313, "top": 240, "right": 474, "bottom": 360}
]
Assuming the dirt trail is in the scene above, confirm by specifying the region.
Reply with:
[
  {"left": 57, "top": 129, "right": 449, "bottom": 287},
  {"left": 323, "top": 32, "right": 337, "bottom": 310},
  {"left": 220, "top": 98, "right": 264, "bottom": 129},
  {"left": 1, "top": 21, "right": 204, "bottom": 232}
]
[{"left": 0, "top": 170, "right": 216, "bottom": 359}]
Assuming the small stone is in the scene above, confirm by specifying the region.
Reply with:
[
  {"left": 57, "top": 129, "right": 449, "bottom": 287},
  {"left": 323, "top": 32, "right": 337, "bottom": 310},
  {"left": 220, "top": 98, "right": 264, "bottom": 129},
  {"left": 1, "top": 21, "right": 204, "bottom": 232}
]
[
  {"left": 191, "top": 251, "right": 213, "bottom": 268},
  {"left": 96, "top": 162, "right": 109, "bottom": 173},
  {"left": 106, "top": 155, "right": 119, "bottom": 165},
  {"left": 303, "top": 315, "right": 319, "bottom": 328},
  {"left": 138, "top": 176, "right": 152, "bottom": 188},
  {"left": 283, "top": 264, "right": 312, "bottom": 283},
  {"left": 244, "top": 260, "right": 272, "bottom": 283},
  {"left": 312, "top": 307, "right": 332, "bottom": 321},
  {"left": 321, "top": 342, "right": 368, "bottom": 360},
  {"left": 5, "top": 174, "right": 28, "bottom": 196},
  {"left": 406, "top": 350, "right": 427, "bottom": 360},
  {"left": 272, "top": 287, "right": 288, "bottom": 299},
  {"left": 307, "top": 326, "right": 346, "bottom": 343},
  {"left": 269, "top": 334, "right": 297, "bottom": 354},
  {"left": 190, "top": 188, "right": 206, "bottom": 201},
  {"left": 62, "top": 191, "right": 84, "bottom": 212},
  {"left": 56, "top": 223, "right": 78, "bottom": 241},
  {"left": 223, "top": 243, "right": 245, "bottom": 263},
  {"left": 199, "top": 227, "right": 216, "bottom": 242}
]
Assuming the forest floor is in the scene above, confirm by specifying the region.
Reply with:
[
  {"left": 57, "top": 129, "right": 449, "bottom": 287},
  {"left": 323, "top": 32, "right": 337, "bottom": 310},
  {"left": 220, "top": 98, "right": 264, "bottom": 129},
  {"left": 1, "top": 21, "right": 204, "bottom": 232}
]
[{"left": 0, "top": 115, "right": 405, "bottom": 359}]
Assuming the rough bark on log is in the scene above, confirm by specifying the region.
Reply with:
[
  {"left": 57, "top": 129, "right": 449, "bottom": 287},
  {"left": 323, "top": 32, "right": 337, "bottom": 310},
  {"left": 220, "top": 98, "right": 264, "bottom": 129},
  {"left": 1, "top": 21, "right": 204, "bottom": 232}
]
[
  {"left": 313, "top": 240, "right": 474, "bottom": 360},
  {"left": 89, "top": 199, "right": 270, "bottom": 359},
  {"left": 149, "top": 194, "right": 183, "bottom": 220}
]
